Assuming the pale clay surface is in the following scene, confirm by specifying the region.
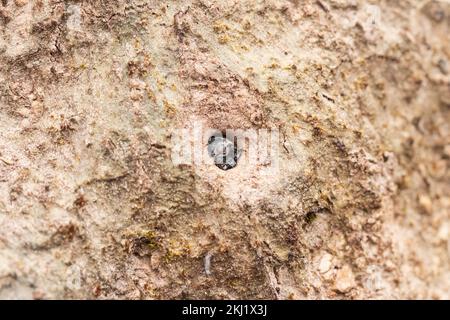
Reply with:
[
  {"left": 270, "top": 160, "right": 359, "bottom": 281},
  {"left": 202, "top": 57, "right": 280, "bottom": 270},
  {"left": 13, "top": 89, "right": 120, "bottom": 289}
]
[{"left": 0, "top": 0, "right": 449, "bottom": 299}]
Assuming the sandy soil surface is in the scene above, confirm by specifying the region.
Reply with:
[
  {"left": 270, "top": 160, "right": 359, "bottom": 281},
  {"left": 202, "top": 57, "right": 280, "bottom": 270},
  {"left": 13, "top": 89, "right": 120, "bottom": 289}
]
[{"left": 0, "top": 0, "right": 449, "bottom": 299}]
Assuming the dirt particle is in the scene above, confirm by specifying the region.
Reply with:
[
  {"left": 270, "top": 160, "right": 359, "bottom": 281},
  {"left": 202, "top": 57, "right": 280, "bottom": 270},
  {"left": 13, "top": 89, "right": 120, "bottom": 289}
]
[
  {"left": 418, "top": 194, "right": 433, "bottom": 215},
  {"left": 14, "top": 0, "right": 27, "bottom": 7},
  {"left": 318, "top": 253, "right": 334, "bottom": 274},
  {"left": 334, "top": 265, "right": 356, "bottom": 293}
]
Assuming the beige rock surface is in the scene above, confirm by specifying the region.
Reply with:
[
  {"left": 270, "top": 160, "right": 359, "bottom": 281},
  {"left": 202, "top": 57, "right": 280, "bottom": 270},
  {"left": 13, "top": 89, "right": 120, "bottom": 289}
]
[{"left": 0, "top": 0, "right": 449, "bottom": 299}]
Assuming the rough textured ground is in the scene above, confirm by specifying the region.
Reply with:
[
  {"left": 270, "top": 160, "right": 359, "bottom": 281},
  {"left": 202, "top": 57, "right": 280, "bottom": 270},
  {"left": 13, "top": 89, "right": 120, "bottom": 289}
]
[{"left": 0, "top": 0, "right": 449, "bottom": 299}]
